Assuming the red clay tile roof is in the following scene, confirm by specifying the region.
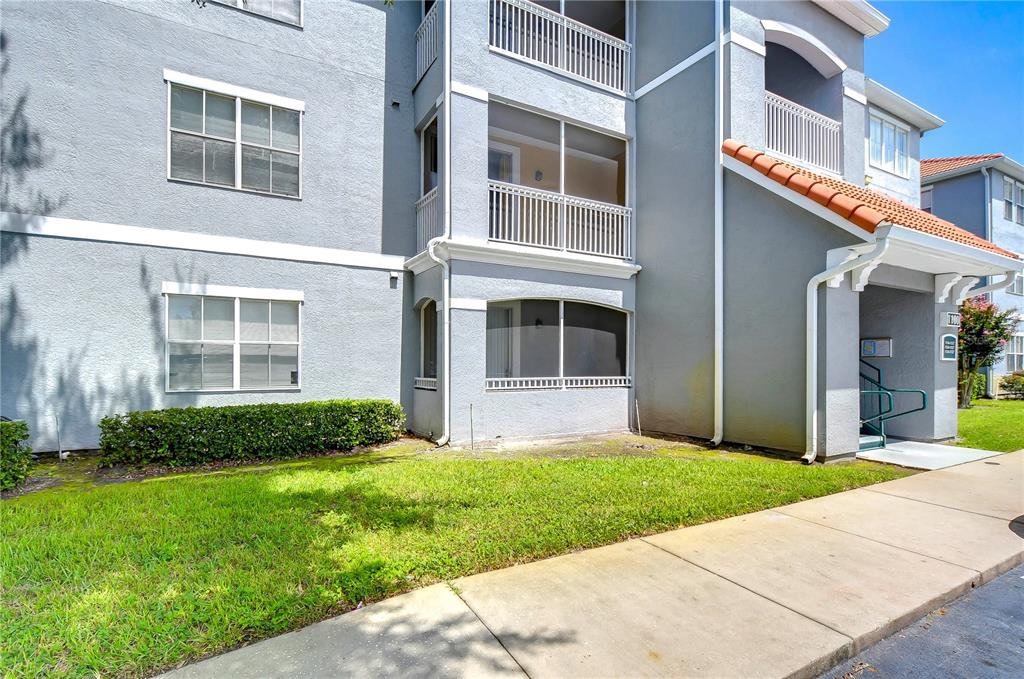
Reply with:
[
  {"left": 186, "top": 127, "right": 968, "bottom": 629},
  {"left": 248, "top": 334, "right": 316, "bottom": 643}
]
[
  {"left": 920, "top": 154, "right": 1003, "bottom": 179},
  {"left": 723, "top": 140, "right": 1019, "bottom": 260}
]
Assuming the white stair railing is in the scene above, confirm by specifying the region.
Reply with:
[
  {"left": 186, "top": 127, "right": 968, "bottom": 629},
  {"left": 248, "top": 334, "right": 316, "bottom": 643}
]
[
  {"left": 488, "top": 180, "right": 631, "bottom": 259},
  {"left": 764, "top": 91, "right": 842, "bottom": 175},
  {"left": 489, "top": 0, "right": 630, "bottom": 94},
  {"left": 415, "top": 2, "right": 441, "bottom": 83},
  {"left": 415, "top": 187, "right": 441, "bottom": 252}
]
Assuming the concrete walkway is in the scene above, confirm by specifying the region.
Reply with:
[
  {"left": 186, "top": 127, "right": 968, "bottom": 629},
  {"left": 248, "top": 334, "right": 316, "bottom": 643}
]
[
  {"left": 857, "top": 438, "right": 1000, "bottom": 470},
  {"left": 163, "top": 452, "right": 1024, "bottom": 679}
]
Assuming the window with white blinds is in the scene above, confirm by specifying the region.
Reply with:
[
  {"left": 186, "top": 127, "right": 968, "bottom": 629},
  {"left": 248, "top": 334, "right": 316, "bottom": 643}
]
[
  {"left": 166, "top": 294, "right": 301, "bottom": 391},
  {"left": 216, "top": 0, "right": 302, "bottom": 26},
  {"left": 1006, "top": 335, "right": 1024, "bottom": 373}
]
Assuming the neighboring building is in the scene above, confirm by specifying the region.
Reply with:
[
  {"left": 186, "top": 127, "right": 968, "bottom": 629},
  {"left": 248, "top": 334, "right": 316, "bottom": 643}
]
[
  {"left": 2, "top": 0, "right": 1020, "bottom": 460},
  {"left": 921, "top": 154, "right": 1024, "bottom": 394}
]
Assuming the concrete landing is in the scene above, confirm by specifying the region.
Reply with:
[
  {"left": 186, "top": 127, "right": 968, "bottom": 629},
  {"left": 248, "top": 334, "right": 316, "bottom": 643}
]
[
  {"left": 856, "top": 438, "right": 999, "bottom": 470},
  {"left": 162, "top": 452, "right": 1024, "bottom": 679}
]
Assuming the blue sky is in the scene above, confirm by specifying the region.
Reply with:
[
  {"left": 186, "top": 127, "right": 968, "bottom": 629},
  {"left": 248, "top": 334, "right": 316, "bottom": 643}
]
[{"left": 865, "top": 1, "right": 1024, "bottom": 160}]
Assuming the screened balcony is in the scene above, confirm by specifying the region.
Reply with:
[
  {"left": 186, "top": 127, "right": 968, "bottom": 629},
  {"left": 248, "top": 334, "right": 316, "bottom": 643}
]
[
  {"left": 489, "top": 0, "right": 630, "bottom": 94},
  {"left": 416, "top": 118, "right": 441, "bottom": 252},
  {"left": 487, "top": 102, "right": 631, "bottom": 259}
]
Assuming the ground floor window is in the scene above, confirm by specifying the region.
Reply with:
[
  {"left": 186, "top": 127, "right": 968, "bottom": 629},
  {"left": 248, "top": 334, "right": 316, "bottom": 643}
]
[
  {"left": 485, "top": 299, "right": 628, "bottom": 389},
  {"left": 166, "top": 293, "right": 301, "bottom": 392},
  {"left": 1007, "top": 334, "right": 1024, "bottom": 373},
  {"left": 420, "top": 300, "right": 437, "bottom": 380}
]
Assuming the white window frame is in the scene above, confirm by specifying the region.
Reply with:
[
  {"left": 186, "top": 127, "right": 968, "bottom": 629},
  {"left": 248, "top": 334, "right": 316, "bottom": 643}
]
[
  {"left": 1004, "top": 176, "right": 1015, "bottom": 221},
  {"left": 920, "top": 185, "right": 933, "bottom": 212},
  {"left": 1016, "top": 182, "right": 1024, "bottom": 226},
  {"left": 868, "top": 109, "right": 910, "bottom": 178},
  {"left": 1008, "top": 273, "right": 1024, "bottom": 297},
  {"left": 163, "top": 283, "right": 303, "bottom": 393},
  {"left": 1006, "top": 334, "right": 1024, "bottom": 373},
  {"left": 418, "top": 300, "right": 438, "bottom": 381},
  {"left": 212, "top": 0, "right": 304, "bottom": 27},
  {"left": 165, "top": 70, "right": 304, "bottom": 199}
]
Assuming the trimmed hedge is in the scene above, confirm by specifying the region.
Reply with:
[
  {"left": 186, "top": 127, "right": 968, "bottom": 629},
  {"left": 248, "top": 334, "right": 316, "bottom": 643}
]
[
  {"left": 972, "top": 372, "right": 987, "bottom": 401},
  {"left": 1001, "top": 371, "right": 1024, "bottom": 399},
  {"left": 1, "top": 420, "right": 33, "bottom": 491},
  {"left": 99, "top": 400, "right": 406, "bottom": 467}
]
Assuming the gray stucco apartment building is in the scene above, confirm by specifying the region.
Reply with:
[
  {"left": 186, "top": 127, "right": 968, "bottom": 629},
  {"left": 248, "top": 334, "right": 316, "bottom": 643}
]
[{"left": 2, "top": 0, "right": 1020, "bottom": 461}]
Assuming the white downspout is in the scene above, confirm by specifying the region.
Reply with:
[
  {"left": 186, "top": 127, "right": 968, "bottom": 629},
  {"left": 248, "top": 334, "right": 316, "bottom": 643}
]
[
  {"left": 711, "top": 0, "right": 725, "bottom": 446},
  {"left": 802, "top": 236, "right": 890, "bottom": 463},
  {"left": 427, "top": 0, "right": 453, "bottom": 447},
  {"left": 980, "top": 168, "right": 995, "bottom": 397}
]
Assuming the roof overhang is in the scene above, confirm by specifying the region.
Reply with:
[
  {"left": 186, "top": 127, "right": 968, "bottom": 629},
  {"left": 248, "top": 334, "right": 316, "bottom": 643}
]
[
  {"left": 865, "top": 79, "right": 944, "bottom": 132},
  {"left": 923, "top": 155, "right": 1024, "bottom": 185},
  {"left": 811, "top": 0, "right": 890, "bottom": 37},
  {"left": 406, "top": 239, "right": 642, "bottom": 279},
  {"left": 881, "top": 225, "right": 1022, "bottom": 278},
  {"left": 761, "top": 20, "right": 847, "bottom": 78}
]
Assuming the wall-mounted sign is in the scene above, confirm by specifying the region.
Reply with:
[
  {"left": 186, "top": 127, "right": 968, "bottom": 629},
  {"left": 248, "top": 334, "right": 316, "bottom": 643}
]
[
  {"left": 940, "top": 333, "right": 957, "bottom": 361},
  {"left": 943, "top": 312, "right": 961, "bottom": 328},
  {"left": 861, "top": 338, "right": 893, "bottom": 358}
]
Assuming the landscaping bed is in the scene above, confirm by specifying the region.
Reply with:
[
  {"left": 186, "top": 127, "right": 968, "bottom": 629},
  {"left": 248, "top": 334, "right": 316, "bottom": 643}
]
[{"left": 1, "top": 435, "right": 912, "bottom": 678}]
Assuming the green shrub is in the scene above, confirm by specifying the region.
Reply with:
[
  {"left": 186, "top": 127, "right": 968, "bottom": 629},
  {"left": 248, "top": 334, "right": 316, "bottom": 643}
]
[
  {"left": 1, "top": 420, "right": 33, "bottom": 491},
  {"left": 1000, "top": 371, "right": 1024, "bottom": 399},
  {"left": 99, "top": 400, "right": 406, "bottom": 467},
  {"left": 971, "top": 372, "right": 987, "bottom": 401}
]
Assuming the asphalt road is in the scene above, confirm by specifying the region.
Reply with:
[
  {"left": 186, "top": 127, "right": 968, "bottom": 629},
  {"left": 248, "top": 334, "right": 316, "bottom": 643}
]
[{"left": 822, "top": 563, "right": 1024, "bottom": 679}]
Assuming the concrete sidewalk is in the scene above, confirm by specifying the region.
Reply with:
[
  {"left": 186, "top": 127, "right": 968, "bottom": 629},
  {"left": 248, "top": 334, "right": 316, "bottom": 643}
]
[{"left": 163, "top": 452, "right": 1024, "bottom": 679}]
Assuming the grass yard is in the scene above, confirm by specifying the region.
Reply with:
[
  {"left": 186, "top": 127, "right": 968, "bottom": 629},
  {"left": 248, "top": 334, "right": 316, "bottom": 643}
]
[
  {"left": 957, "top": 399, "right": 1024, "bottom": 452},
  {"left": 1, "top": 436, "right": 911, "bottom": 678}
]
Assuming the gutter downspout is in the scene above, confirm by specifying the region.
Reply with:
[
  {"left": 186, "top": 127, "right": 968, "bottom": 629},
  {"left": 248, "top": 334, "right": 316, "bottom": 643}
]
[
  {"left": 426, "top": 0, "right": 453, "bottom": 447},
  {"left": 802, "top": 235, "right": 890, "bottom": 463},
  {"left": 711, "top": 0, "right": 725, "bottom": 446},
  {"left": 980, "top": 168, "right": 995, "bottom": 397}
]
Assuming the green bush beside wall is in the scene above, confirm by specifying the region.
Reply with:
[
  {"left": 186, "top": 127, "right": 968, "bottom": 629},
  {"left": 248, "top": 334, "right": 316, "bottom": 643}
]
[
  {"left": 972, "top": 372, "right": 987, "bottom": 401},
  {"left": 99, "top": 400, "right": 406, "bottom": 467},
  {"left": 1001, "top": 371, "right": 1024, "bottom": 399},
  {"left": 1, "top": 420, "right": 33, "bottom": 491}
]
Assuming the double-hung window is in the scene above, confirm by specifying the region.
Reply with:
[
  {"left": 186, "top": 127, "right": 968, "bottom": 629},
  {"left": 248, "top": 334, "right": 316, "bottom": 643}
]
[
  {"left": 869, "top": 112, "right": 909, "bottom": 177},
  {"left": 1009, "top": 273, "right": 1024, "bottom": 297},
  {"left": 167, "top": 71, "right": 303, "bottom": 197},
  {"left": 1004, "top": 177, "right": 1015, "bottom": 221},
  {"left": 1006, "top": 335, "right": 1024, "bottom": 373},
  {"left": 165, "top": 287, "right": 301, "bottom": 392},
  {"left": 1016, "top": 183, "right": 1024, "bottom": 226}
]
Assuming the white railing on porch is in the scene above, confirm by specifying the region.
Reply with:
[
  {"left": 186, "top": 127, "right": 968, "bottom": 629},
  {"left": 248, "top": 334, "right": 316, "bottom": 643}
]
[
  {"left": 488, "top": 0, "right": 631, "bottom": 94},
  {"left": 416, "top": 187, "right": 441, "bottom": 252},
  {"left": 488, "top": 181, "right": 631, "bottom": 259},
  {"left": 415, "top": 2, "right": 441, "bottom": 83},
  {"left": 764, "top": 91, "right": 842, "bottom": 175},
  {"left": 485, "top": 376, "right": 631, "bottom": 390},
  {"left": 414, "top": 377, "right": 438, "bottom": 390}
]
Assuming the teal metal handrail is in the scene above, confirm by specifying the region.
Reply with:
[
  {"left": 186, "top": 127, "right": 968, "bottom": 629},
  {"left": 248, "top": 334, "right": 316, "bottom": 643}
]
[{"left": 858, "top": 359, "right": 928, "bottom": 450}]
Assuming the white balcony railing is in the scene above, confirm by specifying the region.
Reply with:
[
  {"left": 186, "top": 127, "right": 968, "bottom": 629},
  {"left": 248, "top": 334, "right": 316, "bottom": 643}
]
[
  {"left": 415, "top": 2, "right": 441, "bottom": 83},
  {"left": 414, "top": 377, "right": 438, "bottom": 390},
  {"left": 489, "top": 181, "right": 631, "bottom": 259},
  {"left": 764, "top": 91, "right": 842, "bottom": 175},
  {"left": 486, "top": 376, "right": 631, "bottom": 390},
  {"left": 416, "top": 187, "right": 441, "bottom": 252},
  {"left": 489, "top": 0, "right": 631, "bottom": 94}
]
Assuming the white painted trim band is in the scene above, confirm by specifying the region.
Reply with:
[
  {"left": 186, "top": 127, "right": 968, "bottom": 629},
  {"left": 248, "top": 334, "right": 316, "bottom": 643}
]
[
  {"left": 449, "top": 297, "right": 488, "bottom": 310},
  {"left": 843, "top": 86, "right": 867, "bottom": 105},
  {"left": 634, "top": 41, "right": 715, "bottom": 99},
  {"left": 1, "top": 213, "right": 407, "bottom": 271},
  {"left": 725, "top": 32, "right": 766, "bottom": 56},
  {"left": 163, "top": 69, "right": 306, "bottom": 111},
  {"left": 451, "top": 81, "right": 488, "bottom": 102},
  {"left": 162, "top": 282, "right": 304, "bottom": 301}
]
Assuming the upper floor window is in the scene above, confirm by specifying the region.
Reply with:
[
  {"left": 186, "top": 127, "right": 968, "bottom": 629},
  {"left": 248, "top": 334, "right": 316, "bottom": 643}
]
[
  {"left": 1010, "top": 179, "right": 1024, "bottom": 226},
  {"left": 869, "top": 112, "right": 909, "bottom": 177},
  {"left": 217, "top": 0, "right": 302, "bottom": 26},
  {"left": 920, "top": 186, "right": 933, "bottom": 213},
  {"left": 1009, "top": 273, "right": 1024, "bottom": 297},
  {"left": 166, "top": 71, "right": 302, "bottom": 197}
]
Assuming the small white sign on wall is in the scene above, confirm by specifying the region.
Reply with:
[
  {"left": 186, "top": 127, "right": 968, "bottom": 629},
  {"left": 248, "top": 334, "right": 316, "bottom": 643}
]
[
  {"left": 860, "top": 338, "right": 893, "bottom": 358},
  {"left": 943, "top": 311, "right": 961, "bottom": 328}
]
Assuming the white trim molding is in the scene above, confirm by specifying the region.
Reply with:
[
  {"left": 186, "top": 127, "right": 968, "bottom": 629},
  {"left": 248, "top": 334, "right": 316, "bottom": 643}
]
[
  {"left": 843, "top": 86, "right": 867, "bottom": 106},
  {"left": 635, "top": 41, "right": 715, "bottom": 100},
  {"left": 760, "top": 20, "right": 847, "bottom": 78},
  {"left": 1, "top": 213, "right": 407, "bottom": 271},
  {"left": 162, "top": 282, "right": 304, "bottom": 301},
  {"left": 430, "top": 239, "right": 641, "bottom": 279},
  {"left": 163, "top": 69, "right": 305, "bottom": 111},
  {"left": 724, "top": 32, "right": 766, "bottom": 57},
  {"left": 451, "top": 81, "right": 488, "bottom": 103},
  {"left": 449, "top": 297, "right": 488, "bottom": 311},
  {"left": 811, "top": 0, "right": 890, "bottom": 37}
]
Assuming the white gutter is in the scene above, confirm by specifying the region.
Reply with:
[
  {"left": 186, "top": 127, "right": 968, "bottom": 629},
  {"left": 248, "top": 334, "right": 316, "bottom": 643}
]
[
  {"left": 981, "top": 167, "right": 995, "bottom": 397},
  {"left": 711, "top": 0, "right": 725, "bottom": 446},
  {"left": 426, "top": 0, "right": 453, "bottom": 447},
  {"left": 803, "top": 235, "right": 891, "bottom": 463}
]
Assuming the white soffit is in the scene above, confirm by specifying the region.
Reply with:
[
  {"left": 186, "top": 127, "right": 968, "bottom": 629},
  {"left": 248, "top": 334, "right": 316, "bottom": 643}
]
[
  {"left": 865, "top": 79, "right": 944, "bottom": 131},
  {"left": 811, "top": 0, "right": 890, "bottom": 37}
]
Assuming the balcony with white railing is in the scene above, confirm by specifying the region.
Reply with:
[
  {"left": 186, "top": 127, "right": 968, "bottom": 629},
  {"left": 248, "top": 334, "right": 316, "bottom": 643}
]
[
  {"left": 488, "top": 0, "right": 631, "bottom": 95},
  {"left": 764, "top": 91, "right": 842, "bottom": 176},
  {"left": 488, "top": 181, "right": 632, "bottom": 259},
  {"left": 415, "top": 1, "right": 441, "bottom": 83},
  {"left": 415, "top": 187, "right": 441, "bottom": 252}
]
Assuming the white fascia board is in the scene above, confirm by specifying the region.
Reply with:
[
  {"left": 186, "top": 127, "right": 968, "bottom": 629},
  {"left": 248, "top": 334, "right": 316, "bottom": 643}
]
[
  {"left": 162, "top": 282, "right": 304, "bottom": 301},
  {"left": 164, "top": 69, "right": 306, "bottom": 111},
  {"left": 1, "top": 213, "right": 406, "bottom": 271},
  {"left": 449, "top": 297, "right": 488, "bottom": 311},
  {"left": 885, "top": 224, "right": 1023, "bottom": 274},
  {"left": 811, "top": 0, "right": 890, "bottom": 37},
  {"left": 439, "top": 239, "right": 641, "bottom": 279},
  {"left": 723, "top": 155, "right": 877, "bottom": 243},
  {"left": 406, "top": 249, "right": 441, "bottom": 275},
  {"left": 865, "top": 79, "right": 944, "bottom": 131}
]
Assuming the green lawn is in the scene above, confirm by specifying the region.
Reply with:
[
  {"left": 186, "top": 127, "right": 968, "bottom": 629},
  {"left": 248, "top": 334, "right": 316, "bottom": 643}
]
[
  {"left": 1, "top": 437, "right": 911, "bottom": 678},
  {"left": 958, "top": 399, "right": 1024, "bottom": 452}
]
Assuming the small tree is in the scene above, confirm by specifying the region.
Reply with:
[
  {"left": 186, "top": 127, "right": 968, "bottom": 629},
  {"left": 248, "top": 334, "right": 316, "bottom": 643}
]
[{"left": 958, "top": 297, "right": 1020, "bottom": 408}]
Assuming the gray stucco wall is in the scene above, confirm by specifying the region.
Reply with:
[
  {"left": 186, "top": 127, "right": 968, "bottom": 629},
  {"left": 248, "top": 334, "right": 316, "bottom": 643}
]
[
  {"left": 1, "top": 234, "right": 410, "bottom": 450},
  {"left": 722, "top": 171, "right": 863, "bottom": 454},
  {"left": 764, "top": 44, "right": 841, "bottom": 120},
  {"left": 983, "top": 170, "right": 1024, "bottom": 382},
  {"left": 1, "top": 0, "right": 421, "bottom": 256},
  {"left": 859, "top": 284, "right": 958, "bottom": 441},
  {"left": 634, "top": 0, "right": 714, "bottom": 89},
  {"left": 929, "top": 172, "right": 986, "bottom": 238}
]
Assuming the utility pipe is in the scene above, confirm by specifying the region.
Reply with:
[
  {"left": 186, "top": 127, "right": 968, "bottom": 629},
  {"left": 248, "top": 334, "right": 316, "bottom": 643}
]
[
  {"left": 803, "top": 236, "right": 890, "bottom": 463},
  {"left": 426, "top": 0, "right": 453, "bottom": 447},
  {"left": 711, "top": 0, "right": 725, "bottom": 446}
]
